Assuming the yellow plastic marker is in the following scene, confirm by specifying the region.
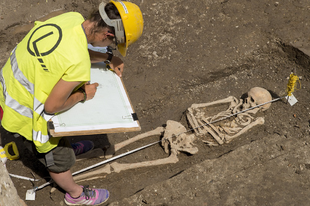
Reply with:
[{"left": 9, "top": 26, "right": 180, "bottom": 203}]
[
  {"left": 286, "top": 73, "right": 300, "bottom": 96},
  {"left": 285, "top": 72, "right": 300, "bottom": 106},
  {"left": 4, "top": 141, "right": 20, "bottom": 160}
]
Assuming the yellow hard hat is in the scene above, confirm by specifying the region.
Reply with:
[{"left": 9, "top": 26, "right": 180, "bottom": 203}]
[{"left": 99, "top": 0, "right": 144, "bottom": 56}]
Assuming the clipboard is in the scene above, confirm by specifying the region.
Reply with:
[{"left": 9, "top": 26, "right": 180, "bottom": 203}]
[{"left": 48, "top": 63, "right": 141, "bottom": 137}]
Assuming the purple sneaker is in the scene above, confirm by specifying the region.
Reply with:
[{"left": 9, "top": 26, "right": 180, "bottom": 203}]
[
  {"left": 64, "top": 186, "right": 109, "bottom": 205},
  {"left": 71, "top": 141, "right": 94, "bottom": 156}
]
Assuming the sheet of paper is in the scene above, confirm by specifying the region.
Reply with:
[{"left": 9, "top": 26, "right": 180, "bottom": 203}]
[{"left": 51, "top": 64, "right": 139, "bottom": 133}]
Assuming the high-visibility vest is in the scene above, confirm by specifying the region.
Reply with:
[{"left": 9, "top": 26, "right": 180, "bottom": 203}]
[{"left": 0, "top": 12, "right": 91, "bottom": 153}]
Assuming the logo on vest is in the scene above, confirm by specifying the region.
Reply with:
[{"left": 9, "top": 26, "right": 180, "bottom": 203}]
[{"left": 27, "top": 24, "right": 62, "bottom": 72}]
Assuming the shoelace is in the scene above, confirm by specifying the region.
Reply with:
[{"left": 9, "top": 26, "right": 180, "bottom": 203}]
[{"left": 83, "top": 186, "right": 96, "bottom": 200}]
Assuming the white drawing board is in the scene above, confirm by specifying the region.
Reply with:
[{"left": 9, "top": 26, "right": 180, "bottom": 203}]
[{"left": 48, "top": 63, "right": 140, "bottom": 137}]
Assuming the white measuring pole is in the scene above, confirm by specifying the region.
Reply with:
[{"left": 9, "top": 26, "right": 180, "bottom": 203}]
[{"left": 34, "top": 140, "right": 160, "bottom": 191}]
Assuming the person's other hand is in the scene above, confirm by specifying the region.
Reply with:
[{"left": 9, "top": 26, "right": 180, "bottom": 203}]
[
  {"left": 109, "top": 56, "right": 124, "bottom": 77},
  {"left": 83, "top": 82, "right": 99, "bottom": 100}
]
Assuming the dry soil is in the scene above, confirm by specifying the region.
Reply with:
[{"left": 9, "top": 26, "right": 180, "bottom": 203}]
[{"left": 1, "top": 0, "right": 310, "bottom": 206}]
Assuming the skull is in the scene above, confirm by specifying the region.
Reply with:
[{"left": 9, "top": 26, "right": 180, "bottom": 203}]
[{"left": 244, "top": 87, "right": 272, "bottom": 111}]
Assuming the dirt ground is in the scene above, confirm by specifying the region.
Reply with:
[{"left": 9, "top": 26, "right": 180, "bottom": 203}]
[{"left": 1, "top": 0, "right": 310, "bottom": 205}]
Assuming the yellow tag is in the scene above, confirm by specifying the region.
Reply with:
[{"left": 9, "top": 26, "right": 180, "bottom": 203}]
[{"left": 286, "top": 73, "right": 300, "bottom": 96}]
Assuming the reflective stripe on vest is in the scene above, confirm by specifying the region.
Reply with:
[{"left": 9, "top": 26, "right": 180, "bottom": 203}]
[
  {"left": 33, "top": 130, "right": 49, "bottom": 144},
  {"left": 6, "top": 93, "right": 33, "bottom": 118},
  {"left": 10, "top": 47, "right": 34, "bottom": 94},
  {"left": 33, "top": 98, "right": 54, "bottom": 121},
  {"left": 0, "top": 60, "right": 33, "bottom": 118},
  {"left": 3, "top": 47, "right": 52, "bottom": 144}
]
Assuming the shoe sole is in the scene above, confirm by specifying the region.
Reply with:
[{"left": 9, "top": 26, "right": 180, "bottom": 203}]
[{"left": 64, "top": 195, "right": 109, "bottom": 206}]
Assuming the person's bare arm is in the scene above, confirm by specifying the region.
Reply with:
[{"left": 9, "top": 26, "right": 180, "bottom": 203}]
[
  {"left": 88, "top": 49, "right": 124, "bottom": 77},
  {"left": 44, "top": 79, "right": 98, "bottom": 114},
  {"left": 88, "top": 49, "right": 110, "bottom": 63}
]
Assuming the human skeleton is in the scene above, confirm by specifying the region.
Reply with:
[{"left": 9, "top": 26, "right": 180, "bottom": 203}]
[{"left": 73, "top": 87, "right": 271, "bottom": 182}]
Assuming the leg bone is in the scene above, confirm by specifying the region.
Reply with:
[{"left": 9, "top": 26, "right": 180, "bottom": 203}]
[
  {"left": 110, "top": 153, "right": 179, "bottom": 173},
  {"left": 73, "top": 164, "right": 111, "bottom": 183},
  {"left": 105, "top": 127, "right": 164, "bottom": 159}
]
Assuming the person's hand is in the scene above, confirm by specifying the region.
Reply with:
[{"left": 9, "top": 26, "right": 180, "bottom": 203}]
[
  {"left": 83, "top": 82, "right": 99, "bottom": 101},
  {"left": 109, "top": 56, "right": 124, "bottom": 77}
]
